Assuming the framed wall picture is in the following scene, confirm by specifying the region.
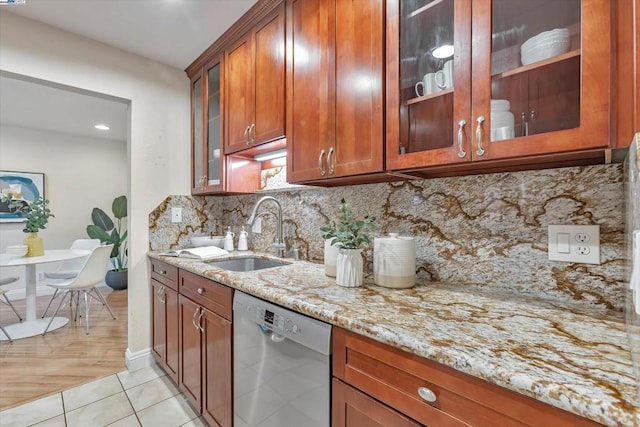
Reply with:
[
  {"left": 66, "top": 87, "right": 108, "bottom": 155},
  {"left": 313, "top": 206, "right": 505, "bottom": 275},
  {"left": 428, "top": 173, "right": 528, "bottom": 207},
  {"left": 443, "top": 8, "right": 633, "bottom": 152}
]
[{"left": 0, "top": 171, "right": 45, "bottom": 223}]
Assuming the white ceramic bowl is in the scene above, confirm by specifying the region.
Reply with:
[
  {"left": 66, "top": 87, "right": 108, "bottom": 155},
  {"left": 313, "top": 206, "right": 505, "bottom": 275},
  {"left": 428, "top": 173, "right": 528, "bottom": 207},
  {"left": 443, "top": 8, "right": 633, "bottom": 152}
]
[
  {"left": 6, "top": 245, "right": 28, "bottom": 257},
  {"left": 521, "top": 28, "right": 570, "bottom": 65},
  {"left": 191, "top": 235, "right": 224, "bottom": 248}
]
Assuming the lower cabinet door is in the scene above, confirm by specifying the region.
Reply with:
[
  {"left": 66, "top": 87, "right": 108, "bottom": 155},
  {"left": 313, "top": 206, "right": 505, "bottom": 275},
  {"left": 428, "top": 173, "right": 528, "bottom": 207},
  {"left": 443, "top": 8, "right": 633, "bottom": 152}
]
[
  {"left": 179, "top": 295, "right": 202, "bottom": 411},
  {"left": 165, "top": 286, "right": 179, "bottom": 382},
  {"left": 151, "top": 279, "right": 166, "bottom": 365},
  {"left": 201, "top": 307, "right": 232, "bottom": 427},
  {"left": 332, "top": 378, "right": 422, "bottom": 427}
]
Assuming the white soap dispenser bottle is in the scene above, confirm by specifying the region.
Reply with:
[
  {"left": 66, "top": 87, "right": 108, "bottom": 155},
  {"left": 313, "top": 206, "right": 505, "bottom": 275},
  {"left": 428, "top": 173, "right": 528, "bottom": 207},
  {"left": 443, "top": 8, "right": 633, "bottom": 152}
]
[
  {"left": 223, "top": 227, "right": 235, "bottom": 251},
  {"left": 238, "top": 226, "right": 248, "bottom": 251}
]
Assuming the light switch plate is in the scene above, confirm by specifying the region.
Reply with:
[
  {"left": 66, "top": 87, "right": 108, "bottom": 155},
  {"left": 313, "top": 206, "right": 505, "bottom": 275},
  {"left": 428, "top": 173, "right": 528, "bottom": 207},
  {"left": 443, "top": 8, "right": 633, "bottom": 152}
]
[
  {"left": 171, "top": 207, "right": 182, "bottom": 223},
  {"left": 548, "top": 224, "right": 600, "bottom": 264}
]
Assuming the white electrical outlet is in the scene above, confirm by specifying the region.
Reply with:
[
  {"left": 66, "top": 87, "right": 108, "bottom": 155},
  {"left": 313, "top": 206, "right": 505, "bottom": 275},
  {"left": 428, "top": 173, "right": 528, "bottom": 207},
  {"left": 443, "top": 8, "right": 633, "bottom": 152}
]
[
  {"left": 548, "top": 225, "right": 600, "bottom": 264},
  {"left": 171, "top": 207, "right": 182, "bottom": 223}
]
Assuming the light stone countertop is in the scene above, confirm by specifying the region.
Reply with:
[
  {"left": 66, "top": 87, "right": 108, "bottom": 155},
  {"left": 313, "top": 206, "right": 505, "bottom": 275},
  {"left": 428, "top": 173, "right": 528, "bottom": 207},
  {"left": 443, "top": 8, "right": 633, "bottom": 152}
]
[{"left": 148, "top": 251, "right": 640, "bottom": 427}]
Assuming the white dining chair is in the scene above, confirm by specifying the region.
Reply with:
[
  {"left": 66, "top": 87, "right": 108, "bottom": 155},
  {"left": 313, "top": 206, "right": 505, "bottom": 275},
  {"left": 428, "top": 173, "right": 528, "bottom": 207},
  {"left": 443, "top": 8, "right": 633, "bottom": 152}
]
[
  {"left": 42, "top": 238, "right": 101, "bottom": 318},
  {"left": 43, "top": 244, "right": 116, "bottom": 336},
  {"left": 0, "top": 276, "right": 22, "bottom": 322},
  {"left": 0, "top": 276, "right": 23, "bottom": 342}
]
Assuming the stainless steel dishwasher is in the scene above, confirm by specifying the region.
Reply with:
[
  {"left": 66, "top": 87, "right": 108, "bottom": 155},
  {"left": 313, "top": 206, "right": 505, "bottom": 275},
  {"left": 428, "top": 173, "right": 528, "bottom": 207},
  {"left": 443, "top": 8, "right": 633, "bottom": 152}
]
[{"left": 233, "top": 291, "right": 332, "bottom": 427}]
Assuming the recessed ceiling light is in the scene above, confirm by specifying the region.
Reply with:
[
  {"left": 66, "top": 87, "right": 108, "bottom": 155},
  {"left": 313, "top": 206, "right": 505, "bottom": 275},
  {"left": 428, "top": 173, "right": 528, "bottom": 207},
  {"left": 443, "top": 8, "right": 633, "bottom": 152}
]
[
  {"left": 95, "top": 124, "right": 110, "bottom": 131},
  {"left": 432, "top": 44, "right": 454, "bottom": 59}
]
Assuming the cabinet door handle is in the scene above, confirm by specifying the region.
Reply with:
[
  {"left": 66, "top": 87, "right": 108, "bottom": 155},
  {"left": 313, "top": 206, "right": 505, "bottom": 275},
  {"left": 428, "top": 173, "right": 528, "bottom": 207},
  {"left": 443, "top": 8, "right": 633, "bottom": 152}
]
[
  {"left": 157, "top": 286, "right": 165, "bottom": 304},
  {"left": 417, "top": 386, "right": 437, "bottom": 403},
  {"left": 249, "top": 123, "right": 255, "bottom": 143},
  {"left": 244, "top": 125, "right": 250, "bottom": 144},
  {"left": 197, "top": 309, "right": 205, "bottom": 332},
  {"left": 475, "top": 116, "right": 486, "bottom": 156},
  {"left": 327, "top": 147, "right": 335, "bottom": 175},
  {"left": 202, "top": 175, "right": 207, "bottom": 188},
  {"left": 192, "top": 307, "right": 200, "bottom": 331},
  {"left": 318, "top": 149, "right": 326, "bottom": 176},
  {"left": 457, "top": 119, "right": 467, "bottom": 158}
]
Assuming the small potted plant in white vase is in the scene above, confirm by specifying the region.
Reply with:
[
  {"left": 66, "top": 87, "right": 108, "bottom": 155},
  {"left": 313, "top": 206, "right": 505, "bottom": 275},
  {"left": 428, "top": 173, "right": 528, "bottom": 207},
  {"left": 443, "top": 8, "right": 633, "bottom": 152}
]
[{"left": 320, "top": 199, "right": 375, "bottom": 287}]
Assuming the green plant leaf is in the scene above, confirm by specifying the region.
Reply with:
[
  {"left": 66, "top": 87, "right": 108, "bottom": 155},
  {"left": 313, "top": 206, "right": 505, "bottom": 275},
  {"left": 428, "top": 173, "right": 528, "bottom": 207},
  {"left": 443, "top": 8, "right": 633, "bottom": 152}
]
[
  {"left": 87, "top": 224, "right": 111, "bottom": 242},
  {"left": 112, "top": 195, "right": 127, "bottom": 219},
  {"left": 92, "top": 208, "right": 114, "bottom": 232}
]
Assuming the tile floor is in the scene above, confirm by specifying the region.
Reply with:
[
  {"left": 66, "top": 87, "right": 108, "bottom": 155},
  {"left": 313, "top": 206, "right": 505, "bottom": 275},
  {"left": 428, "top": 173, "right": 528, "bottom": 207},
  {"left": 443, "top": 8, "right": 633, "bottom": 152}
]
[{"left": 0, "top": 364, "right": 206, "bottom": 427}]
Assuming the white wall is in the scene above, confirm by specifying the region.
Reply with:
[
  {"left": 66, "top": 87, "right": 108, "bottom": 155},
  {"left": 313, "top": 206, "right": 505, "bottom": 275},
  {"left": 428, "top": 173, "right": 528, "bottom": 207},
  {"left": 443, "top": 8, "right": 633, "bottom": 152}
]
[
  {"left": 0, "top": 11, "right": 191, "bottom": 358},
  {"left": 0, "top": 125, "right": 127, "bottom": 293}
]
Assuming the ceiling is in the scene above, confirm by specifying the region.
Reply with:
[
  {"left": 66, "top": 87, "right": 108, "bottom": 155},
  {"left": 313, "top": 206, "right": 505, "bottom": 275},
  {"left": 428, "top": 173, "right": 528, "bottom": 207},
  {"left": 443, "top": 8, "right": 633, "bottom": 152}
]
[
  {"left": 0, "top": 0, "right": 257, "bottom": 142},
  {"left": 0, "top": 74, "right": 129, "bottom": 142},
  {"left": 4, "top": 0, "right": 258, "bottom": 70}
]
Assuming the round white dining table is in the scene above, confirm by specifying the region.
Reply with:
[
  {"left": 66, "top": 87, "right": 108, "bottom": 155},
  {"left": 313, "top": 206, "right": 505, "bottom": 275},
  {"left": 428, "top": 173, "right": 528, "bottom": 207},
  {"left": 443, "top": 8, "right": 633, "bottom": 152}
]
[{"left": 0, "top": 249, "right": 91, "bottom": 340}]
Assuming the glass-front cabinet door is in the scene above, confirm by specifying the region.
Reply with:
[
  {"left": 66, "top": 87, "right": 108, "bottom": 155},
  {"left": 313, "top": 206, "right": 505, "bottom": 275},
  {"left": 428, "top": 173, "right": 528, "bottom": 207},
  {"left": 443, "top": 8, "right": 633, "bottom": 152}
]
[
  {"left": 472, "top": 0, "right": 610, "bottom": 161},
  {"left": 386, "top": 0, "right": 472, "bottom": 170},
  {"left": 191, "top": 58, "right": 224, "bottom": 195},
  {"left": 386, "top": 0, "right": 611, "bottom": 171},
  {"left": 205, "top": 60, "right": 222, "bottom": 189}
]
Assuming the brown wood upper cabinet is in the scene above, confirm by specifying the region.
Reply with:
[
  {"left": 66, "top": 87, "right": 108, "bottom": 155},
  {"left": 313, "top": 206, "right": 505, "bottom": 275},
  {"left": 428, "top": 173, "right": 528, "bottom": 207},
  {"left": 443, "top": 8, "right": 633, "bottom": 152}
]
[
  {"left": 225, "top": 3, "right": 286, "bottom": 154},
  {"left": 386, "top": 0, "right": 613, "bottom": 172},
  {"left": 191, "top": 56, "right": 261, "bottom": 195},
  {"left": 286, "top": 0, "right": 385, "bottom": 183}
]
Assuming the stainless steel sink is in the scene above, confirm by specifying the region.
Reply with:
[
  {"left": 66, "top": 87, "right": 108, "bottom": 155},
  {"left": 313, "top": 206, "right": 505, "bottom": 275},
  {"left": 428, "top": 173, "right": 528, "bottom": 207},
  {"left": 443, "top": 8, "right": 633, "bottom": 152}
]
[{"left": 206, "top": 257, "right": 290, "bottom": 272}]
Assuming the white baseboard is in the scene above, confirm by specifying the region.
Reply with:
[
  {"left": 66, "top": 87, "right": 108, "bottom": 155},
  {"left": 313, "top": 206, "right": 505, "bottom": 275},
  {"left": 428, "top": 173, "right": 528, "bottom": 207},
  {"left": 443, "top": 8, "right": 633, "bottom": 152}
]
[{"left": 125, "top": 347, "right": 154, "bottom": 372}]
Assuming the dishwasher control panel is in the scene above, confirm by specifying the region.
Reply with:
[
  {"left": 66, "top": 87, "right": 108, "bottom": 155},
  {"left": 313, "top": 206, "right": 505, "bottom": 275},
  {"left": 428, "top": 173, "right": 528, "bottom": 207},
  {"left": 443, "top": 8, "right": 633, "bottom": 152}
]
[{"left": 233, "top": 291, "right": 332, "bottom": 355}]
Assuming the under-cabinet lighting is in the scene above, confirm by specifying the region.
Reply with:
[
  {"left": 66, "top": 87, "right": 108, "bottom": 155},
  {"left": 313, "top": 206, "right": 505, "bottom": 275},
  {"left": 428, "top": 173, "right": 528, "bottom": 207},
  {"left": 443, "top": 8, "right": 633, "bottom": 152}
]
[
  {"left": 254, "top": 149, "right": 288, "bottom": 162},
  {"left": 94, "top": 124, "right": 110, "bottom": 131},
  {"left": 432, "top": 44, "right": 454, "bottom": 59}
]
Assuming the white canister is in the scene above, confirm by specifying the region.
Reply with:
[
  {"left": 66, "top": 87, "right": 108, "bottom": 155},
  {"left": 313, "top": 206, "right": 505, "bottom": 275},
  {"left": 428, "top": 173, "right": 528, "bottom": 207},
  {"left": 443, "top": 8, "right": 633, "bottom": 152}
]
[
  {"left": 324, "top": 239, "right": 340, "bottom": 277},
  {"left": 490, "top": 99, "right": 515, "bottom": 141},
  {"left": 373, "top": 233, "right": 415, "bottom": 289}
]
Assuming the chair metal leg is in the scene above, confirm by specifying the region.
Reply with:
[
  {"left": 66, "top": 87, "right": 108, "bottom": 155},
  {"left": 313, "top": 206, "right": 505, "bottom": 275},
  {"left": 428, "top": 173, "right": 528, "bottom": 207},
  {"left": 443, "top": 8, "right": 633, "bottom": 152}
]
[
  {"left": 41, "top": 289, "right": 60, "bottom": 318},
  {"left": 43, "top": 291, "right": 70, "bottom": 336},
  {"left": 83, "top": 291, "right": 90, "bottom": 335},
  {"left": 0, "top": 323, "right": 12, "bottom": 342},
  {"left": 1, "top": 293, "right": 22, "bottom": 322},
  {"left": 92, "top": 287, "right": 116, "bottom": 320}
]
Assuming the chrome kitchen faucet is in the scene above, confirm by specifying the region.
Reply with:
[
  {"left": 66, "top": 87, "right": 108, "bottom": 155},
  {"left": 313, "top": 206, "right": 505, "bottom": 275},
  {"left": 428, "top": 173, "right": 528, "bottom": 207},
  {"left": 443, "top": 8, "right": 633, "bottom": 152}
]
[{"left": 247, "top": 196, "right": 286, "bottom": 257}]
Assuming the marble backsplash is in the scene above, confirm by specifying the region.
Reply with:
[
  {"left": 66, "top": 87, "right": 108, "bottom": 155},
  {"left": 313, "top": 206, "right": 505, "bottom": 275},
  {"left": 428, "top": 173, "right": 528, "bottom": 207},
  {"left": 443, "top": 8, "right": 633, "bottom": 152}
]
[
  {"left": 150, "top": 163, "right": 625, "bottom": 311},
  {"left": 625, "top": 134, "right": 640, "bottom": 379}
]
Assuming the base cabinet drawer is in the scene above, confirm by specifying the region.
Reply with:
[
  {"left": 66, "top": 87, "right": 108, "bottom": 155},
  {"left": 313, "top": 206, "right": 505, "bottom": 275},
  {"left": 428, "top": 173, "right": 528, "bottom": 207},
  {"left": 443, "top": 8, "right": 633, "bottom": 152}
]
[
  {"left": 332, "top": 378, "right": 421, "bottom": 427},
  {"left": 333, "top": 328, "right": 601, "bottom": 427},
  {"left": 150, "top": 259, "right": 178, "bottom": 290}
]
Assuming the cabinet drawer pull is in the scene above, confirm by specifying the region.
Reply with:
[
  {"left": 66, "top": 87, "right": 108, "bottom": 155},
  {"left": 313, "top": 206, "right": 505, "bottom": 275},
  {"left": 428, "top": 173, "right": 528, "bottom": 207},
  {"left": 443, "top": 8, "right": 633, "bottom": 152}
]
[
  {"left": 197, "top": 288, "right": 204, "bottom": 295},
  {"left": 417, "top": 386, "right": 437, "bottom": 403},
  {"left": 475, "top": 115, "right": 485, "bottom": 156},
  {"left": 327, "top": 147, "right": 335, "bottom": 175},
  {"left": 159, "top": 270, "right": 166, "bottom": 275},
  {"left": 457, "top": 119, "right": 467, "bottom": 158},
  {"left": 318, "top": 149, "right": 326, "bottom": 176}
]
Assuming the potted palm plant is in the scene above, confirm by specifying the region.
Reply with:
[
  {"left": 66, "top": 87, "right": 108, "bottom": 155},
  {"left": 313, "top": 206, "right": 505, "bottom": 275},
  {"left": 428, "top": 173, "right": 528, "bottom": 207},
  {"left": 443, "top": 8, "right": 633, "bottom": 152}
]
[
  {"left": 87, "top": 195, "right": 128, "bottom": 290},
  {"left": 320, "top": 199, "right": 375, "bottom": 287},
  {"left": 1, "top": 194, "right": 54, "bottom": 257}
]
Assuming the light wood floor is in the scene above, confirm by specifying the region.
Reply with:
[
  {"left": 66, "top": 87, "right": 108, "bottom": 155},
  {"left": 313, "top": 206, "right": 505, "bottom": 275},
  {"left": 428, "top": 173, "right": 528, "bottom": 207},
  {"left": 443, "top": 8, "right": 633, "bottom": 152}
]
[{"left": 0, "top": 288, "right": 128, "bottom": 411}]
